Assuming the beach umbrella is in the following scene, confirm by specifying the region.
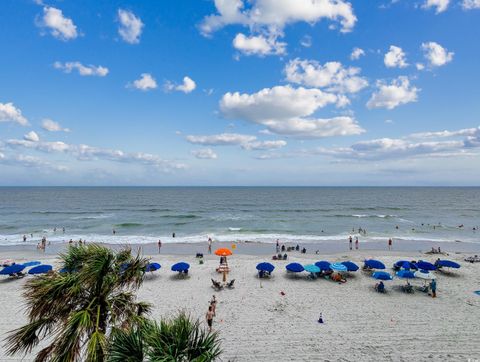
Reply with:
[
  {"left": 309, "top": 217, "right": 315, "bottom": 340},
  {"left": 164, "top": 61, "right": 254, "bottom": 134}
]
[
  {"left": 365, "top": 259, "right": 386, "bottom": 270},
  {"left": 0, "top": 264, "right": 26, "bottom": 275},
  {"left": 304, "top": 264, "right": 320, "bottom": 273},
  {"left": 341, "top": 261, "right": 359, "bottom": 272},
  {"left": 214, "top": 248, "right": 232, "bottom": 257},
  {"left": 315, "top": 261, "right": 331, "bottom": 271},
  {"left": 286, "top": 263, "right": 304, "bottom": 273},
  {"left": 416, "top": 261, "right": 436, "bottom": 271},
  {"left": 171, "top": 262, "right": 190, "bottom": 272},
  {"left": 330, "top": 263, "right": 348, "bottom": 272},
  {"left": 414, "top": 270, "right": 436, "bottom": 280},
  {"left": 396, "top": 270, "right": 416, "bottom": 279},
  {"left": 28, "top": 265, "right": 53, "bottom": 275},
  {"left": 22, "top": 261, "right": 41, "bottom": 267},
  {"left": 372, "top": 271, "right": 393, "bottom": 281},
  {"left": 145, "top": 262, "right": 161, "bottom": 272},
  {"left": 394, "top": 260, "right": 417, "bottom": 270},
  {"left": 436, "top": 260, "right": 460, "bottom": 269},
  {"left": 256, "top": 262, "right": 275, "bottom": 273}
]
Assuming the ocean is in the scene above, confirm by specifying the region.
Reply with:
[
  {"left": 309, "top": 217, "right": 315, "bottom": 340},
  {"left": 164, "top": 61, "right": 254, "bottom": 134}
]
[{"left": 0, "top": 187, "right": 479, "bottom": 246}]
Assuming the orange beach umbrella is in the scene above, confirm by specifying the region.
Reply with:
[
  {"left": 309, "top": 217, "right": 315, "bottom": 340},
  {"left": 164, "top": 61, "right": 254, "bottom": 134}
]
[{"left": 214, "top": 248, "right": 232, "bottom": 257}]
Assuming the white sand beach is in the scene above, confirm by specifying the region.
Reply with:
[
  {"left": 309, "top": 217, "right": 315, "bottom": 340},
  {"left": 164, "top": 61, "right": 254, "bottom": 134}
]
[{"left": 0, "top": 247, "right": 479, "bottom": 361}]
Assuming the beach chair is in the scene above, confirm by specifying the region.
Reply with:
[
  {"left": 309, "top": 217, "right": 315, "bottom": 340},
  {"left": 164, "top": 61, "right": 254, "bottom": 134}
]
[
  {"left": 226, "top": 279, "right": 235, "bottom": 288},
  {"left": 211, "top": 279, "right": 223, "bottom": 290},
  {"left": 402, "top": 284, "right": 414, "bottom": 293}
]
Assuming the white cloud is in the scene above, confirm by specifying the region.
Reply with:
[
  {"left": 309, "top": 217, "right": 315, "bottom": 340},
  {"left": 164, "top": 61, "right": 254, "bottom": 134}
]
[
  {"left": 284, "top": 59, "right": 368, "bottom": 93},
  {"left": 24, "top": 131, "right": 40, "bottom": 142},
  {"left": 186, "top": 133, "right": 256, "bottom": 146},
  {"left": 128, "top": 73, "right": 158, "bottom": 91},
  {"left": 409, "top": 127, "right": 480, "bottom": 139},
  {"left": 423, "top": 0, "right": 450, "bottom": 13},
  {"left": 416, "top": 63, "right": 425, "bottom": 70},
  {"left": 200, "top": 0, "right": 357, "bottom": 35},
  {"left": 53, "top": 61, "right": 109, "bottom": 77},
  {"left": 241, "top": 140, "right": 287, "bottom": 150},
  {"left": 117, "top": 9, "right": 144, "bottom": 44},
  {"left": 41, "top": 119, "right": 70, "bottom": 132},
  {"left": 367, "top": 76, "right": 419, "bottom": 110},
  {"left": 0, "top": 153, "right": 68, "bottom": 172},
  {"left": 350, "top": 47, "right": 365, "bottom": 60},
  {"left": 421, "top": 42, "right": 454, "bottom": 67},
  {"left": 384, "top": 45, "right": 408, "bottom": 68},
  {"left": 165, "top": 76, "right": 197, "bottom": 94},
  {"left": 233, "top": 33, "right": 286, "bottom": 56},
  {"left": 462, "top": 0, "right": 480, "bottom": 9},
  {"left": 0, "top": 102, "right": 29, "bottom": 126},
  {"left": 300, "top": 35, "right": 312, "bottom": 48},
  {"left": 191, "top": 148, "right": 218, "bottom": 159},
  {"left": 37, "top": 6, "right": 78, "bottom": 41}
]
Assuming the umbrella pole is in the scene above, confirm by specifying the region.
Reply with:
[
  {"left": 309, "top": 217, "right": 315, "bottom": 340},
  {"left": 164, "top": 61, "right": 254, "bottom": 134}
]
[{"left": 223, "top": 270, "right": 227, "bottom": 283}]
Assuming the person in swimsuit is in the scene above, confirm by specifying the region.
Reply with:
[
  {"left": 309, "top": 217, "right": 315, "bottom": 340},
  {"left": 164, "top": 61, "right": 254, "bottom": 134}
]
[{"left": 206, "top": 306, "right": 214, "bottom": 332}]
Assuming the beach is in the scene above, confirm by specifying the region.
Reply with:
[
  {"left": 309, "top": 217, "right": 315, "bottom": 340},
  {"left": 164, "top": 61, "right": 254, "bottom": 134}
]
[{"left": 1, "top": 243, "right": 479, "bottom": 361}]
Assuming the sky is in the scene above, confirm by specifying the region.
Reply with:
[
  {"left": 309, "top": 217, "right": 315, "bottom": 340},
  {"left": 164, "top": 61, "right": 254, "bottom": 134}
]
[{"left": 0, "top": 0, "right": 479, "bottom": 186}]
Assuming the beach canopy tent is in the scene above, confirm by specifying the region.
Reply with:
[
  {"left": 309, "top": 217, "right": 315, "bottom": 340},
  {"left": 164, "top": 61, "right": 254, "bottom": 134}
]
[
  {"left": 372, "top": 271, "right": 393, "bottom": 281},
  {"left": 365, "top": 260, "right": 386, "bottom": 270},
  {"left": 145, "top": 262, "right": 161, "bottom": 272},
  {"left": 256, "top": 262, "right": 275, "bottom": 273},
  {"left": 22, "top": 261, "right": 41, "bottom": 267},
  {"left": 315, "top": 261, "right": 332, "bottom": 271},
  {"left": 394, "top": 261, "right": 418, "bottom": 270},
  {"left": 304, "top": 264, "right": 320, "bottom": 274},
  {"left": 414, "top": 270, "right": 436, "bottom": 280},
  {"left": 436, "top": 260, "right": 460, "bottom": 269},
  {"left": 171, "top": 262, "right": 190, "bottom": 272},
  {"left": 0, "top": 264, "right": 26, "bottom": 275},
  {"left": 396, "top": 270, "right": 416, "bottom": 279},
  {"left": 416, "top": 261, "right": 436, "bottom": 271},
  {"left": 286, "top": 263, "right": 304, "bottom": 273},
  {"left": 341, "top": 261, "right": 359, "bottom": 272},
  {"left": 330, "top": 263, "right": 348, "bottom": 272},
  {"left": 215, "top": 248, "right": 233, "bottom": 257},
  {"left": 28, "top": 265, "right": 53, "bottom": 275}
]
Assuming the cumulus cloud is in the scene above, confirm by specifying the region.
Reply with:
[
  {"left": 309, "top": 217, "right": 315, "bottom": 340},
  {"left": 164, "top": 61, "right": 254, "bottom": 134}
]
[
  {"left": 284, "top": 59, "right": 368, "bottom": 94},
  {"left": 409, "top": 127, "right": 480, "bottom": 139},
  {"left": 219, "top": 85, "right": 364, "bottom": 138},
  {"left": 186, "top": 133, "right": 256, "bottom": 146},
  {"left": 53, "top": 61, "right": 109, "bottom": 77},
  {"left": 462, "top": 0, "right": 480, "bottom": 9},
  {"left": 37, "top": 6, "right": 78, "bottom": 41},
  {"left": 423, "top": 0, "right": 450, "bottom": 13},
  {"left": 5, "top": 139, "right": 186, "bottom": 172},
  {"left": 24, "top": 131, "right": 40, "bottom": 142},
  {"left": 384, "top": 45, "right": 408, "bottom": 68},
  {"left": 0, "top": 102, "right": 29, "bottom": 126},
  {"left": 41, "top": 119, "right": 70, "bottom": 132},
  {"left": 366, "top": 77, "right": 419, "bottom": 110},
  {"left": 191, "top": 148, "right": 218, "bottom": 159},
  {"left": 0, "top": 153, "right": 68, "bottom": 172},
  {"left": 128, "top": 73, "right": 158, "bottom": 91},
  {"left": 117, "top": 9, "right": 144, "bottom": 44},
  {"left": 165, "top": 76, "right": 197, "bottom": 94},
  {"left": 241, "top": 140, "right": 287, "bottom": 150},
  {"left": 233, "top": 33, "right": 286, "bottom": 56},
  {"left": 350, "top": 47, "right": 365, "bottom": 60},
  {"left": 421, "top": 42, "right": 454, "bottom": 67}
]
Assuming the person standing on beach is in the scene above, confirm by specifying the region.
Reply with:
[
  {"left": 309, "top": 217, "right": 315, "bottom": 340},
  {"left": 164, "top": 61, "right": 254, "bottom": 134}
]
[
  {"left": 158, "top": 240, "right": 162, "bottom": 253},
  {"left": 430, "top": 279, "right": 437, "bottom": 298},
  {"left": 276, "top": 239, "right": 280, "bottom": 253},
  {"left": 208, "top": 237, "right": 212, "bottom": 254},
  {"left": 23, "top": 234, "right": 26, "bottom": 242},
  {"left": 349, "top": 236, "right": 353, "bottom": 250},
  {"left": 388, "top": 238, "right": 393, "bottom": 250},
  {"left": 355, "top": 237, "right": 359, "bottom": 250},
  {"left": 206, "top": 305, "right": 215, "bottom": 332},
  {"left": 210, "top": 295, "right": 217, "bottom": 316}
]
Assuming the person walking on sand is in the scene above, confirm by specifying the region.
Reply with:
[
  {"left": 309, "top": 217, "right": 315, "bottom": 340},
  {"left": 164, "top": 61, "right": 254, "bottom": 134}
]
[
  {"left": 210, "top": 295, "right": 217, "bottom": 316},
  {"left": 355, "top": 237, "right": 359, "bottom": 250},
  {"left": 430, "top": 279, "right": 437, "bottom": 298},
  {"left": 349, "top": 236, "right": 353, "bottom": 251},
  {"left": 388, "top": 238, "right": 392, "bottom": 250},
  {"left": 206, "top": 305, "right": 215, "bottom": 332},
  {"left": 158, "top": 240, "right": 162, "bottom": 253},
  {"left": 208, "top": 237, "right": 212, "bottom": 254}
]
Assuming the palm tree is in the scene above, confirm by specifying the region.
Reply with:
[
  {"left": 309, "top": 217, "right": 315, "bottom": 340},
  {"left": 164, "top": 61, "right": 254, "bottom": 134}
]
[
  {"left": 108, "top": 312, "right": 222, "bottom": 362},
  {"left": 5, "top": 244, "right": 151, "bottom": 362}
]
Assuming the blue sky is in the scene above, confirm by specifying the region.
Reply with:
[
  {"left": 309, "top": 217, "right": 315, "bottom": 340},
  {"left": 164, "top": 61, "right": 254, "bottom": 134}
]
[{"left": 0, "top": 0, "right": 479, "bottom": 186}]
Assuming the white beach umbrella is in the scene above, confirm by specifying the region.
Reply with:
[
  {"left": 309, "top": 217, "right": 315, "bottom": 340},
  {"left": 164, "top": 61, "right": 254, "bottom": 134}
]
[{"left": 414, "top": 270, "right": 436, "bottom": 280}]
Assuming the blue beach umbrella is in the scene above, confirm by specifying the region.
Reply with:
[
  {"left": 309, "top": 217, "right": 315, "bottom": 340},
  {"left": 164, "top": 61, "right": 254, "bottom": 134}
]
[
  {"left": 416, "top": 261, "right": 436, "bottom": 271},
  {"left": 28, "top": 265, "right": 53, "bottom": 275},
  {"left": 256, "top": 262, "right": 275, "bottom": 273},
  {"left": 0, "top": 264, "right": 26, "bottom": 275},
  {"left": 315, "top": 261, "right": 331, "bottom": 271},
  {"left": 436, "top": 260, "right": 460, "bottom": 269},
  {"left": 330, "top": 263, "right": 348, "bottom": 272},
  {"left": 394, "top": 260, "right": 417, "bottom": 270},
  {"left": 146, "top": 263, "right": 161, "bottom": 272},
  {"left": 372, "top": 271, "right": 393, "bottom": 281},
  {"left": 23, "top": 261, "right": 41, "bottom": 267},
  {"left": 304, "top": 264, "right": 320, "bottom": 273},
  {"left": 286, "top": 263, "right": 304, "bottom": 273},
  {"left": 171, "top": 262, "right": 190, "bottom": 272},
  {"left": 396, "top": 270, "right": 416, "bottom": 279},
  {"left": 341, "top": 261, "right": 359, "bottom": 272},
  {"left": 365, "top": 259, "right": 386, "bottom": 270}
]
